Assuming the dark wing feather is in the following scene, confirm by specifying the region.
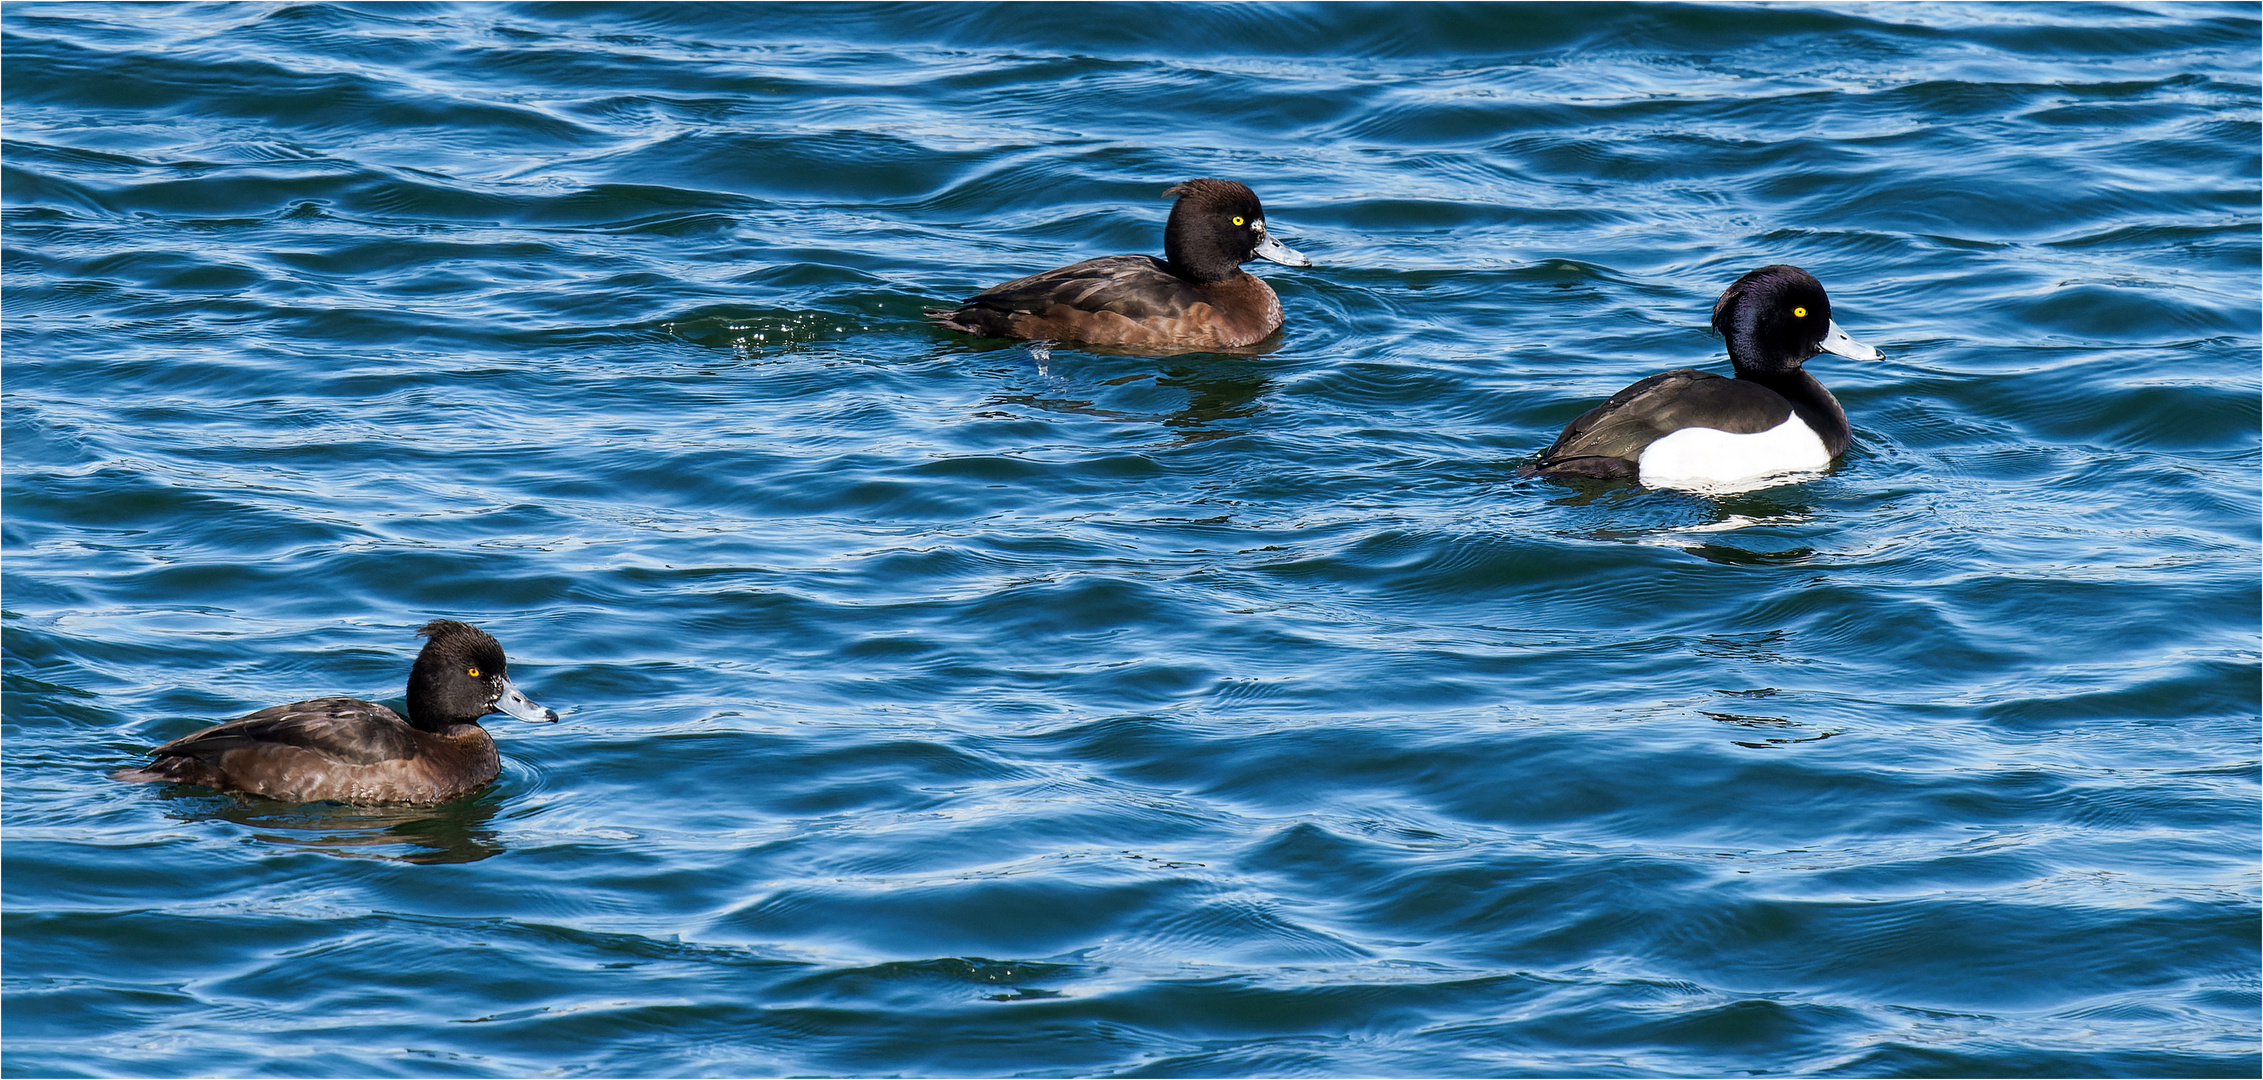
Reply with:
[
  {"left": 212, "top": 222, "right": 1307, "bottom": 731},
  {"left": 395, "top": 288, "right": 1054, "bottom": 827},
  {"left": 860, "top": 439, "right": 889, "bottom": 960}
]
[
  {"left": 1535, "top": 370, "right": 1794, "bottom": 474},
  {"left": 928, "top": 255, "right": 1205, "bottom": 336},
  {"left": 149, "top": 698, "right": 417, "bottom": 767}
]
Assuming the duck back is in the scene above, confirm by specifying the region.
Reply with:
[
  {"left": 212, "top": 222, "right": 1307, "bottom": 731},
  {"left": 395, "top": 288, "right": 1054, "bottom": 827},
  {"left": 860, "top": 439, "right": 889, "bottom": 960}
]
[
  {"left": 1535, "top": 370, "right": 1794, "bottom": 478},
  {"left": 114, "top": 697, "right": 501, "bottom": 805},
  {"left": 931, "top": 255, "right": 1283, "bottom": 349}
]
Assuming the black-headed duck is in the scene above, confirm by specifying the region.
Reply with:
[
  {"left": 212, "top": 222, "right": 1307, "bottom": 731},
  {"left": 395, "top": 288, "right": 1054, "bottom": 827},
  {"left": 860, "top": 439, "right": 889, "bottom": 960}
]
[
  {"left": 113, "top": 619, "right": 558, "bottom": 806},
  {"left": 928, "top": 178, "right": 1311, "bottom": 351},
  {"left": 1530, "top": 264, "right": 1883, "bottom": 490}
]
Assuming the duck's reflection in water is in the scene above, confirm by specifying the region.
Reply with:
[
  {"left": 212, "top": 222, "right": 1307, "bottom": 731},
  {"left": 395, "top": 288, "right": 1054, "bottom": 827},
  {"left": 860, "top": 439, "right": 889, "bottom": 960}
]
[
  {"left": 983, "top": 342, "right": 1281, "bottom": 447},
  {"left": 155, "top": 787, "right": 507, "bottom": 864},
  {"left": 1543, "top": 479, "right": 1834, "bottom": 565}
]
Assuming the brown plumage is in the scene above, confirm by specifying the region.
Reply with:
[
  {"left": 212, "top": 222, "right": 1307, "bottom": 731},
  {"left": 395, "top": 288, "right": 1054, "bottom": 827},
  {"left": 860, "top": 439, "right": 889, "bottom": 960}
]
[
  {"left": 112, "top": 620, "right": 558, "bottom": 806},
  {"left": 928, "top": 178, "right": 1311, "bottom": 351}
]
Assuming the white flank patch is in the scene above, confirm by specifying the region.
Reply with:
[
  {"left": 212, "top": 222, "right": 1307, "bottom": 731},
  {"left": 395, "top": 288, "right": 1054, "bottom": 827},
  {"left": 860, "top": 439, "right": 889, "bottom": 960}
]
[{"left": 1638, "top": 415, "right": 1832, "bottom": 492}]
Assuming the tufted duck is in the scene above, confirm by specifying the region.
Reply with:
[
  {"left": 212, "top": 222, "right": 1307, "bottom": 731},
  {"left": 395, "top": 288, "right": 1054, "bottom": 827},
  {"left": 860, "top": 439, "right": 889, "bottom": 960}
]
[
  {"left": 113, "top": 619, "right": 558, "bottom": 806},
  {"left": 927, "top": 178, "right": 1311, "bottom": 351},
  {"left": 1530, "top": 264, "right": 1882, "bottom": 490}
]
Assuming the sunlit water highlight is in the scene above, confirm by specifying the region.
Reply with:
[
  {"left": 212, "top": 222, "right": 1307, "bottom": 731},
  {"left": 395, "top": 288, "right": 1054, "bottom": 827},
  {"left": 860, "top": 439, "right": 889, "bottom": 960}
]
[{"left": 4, "top": 3, "right": 2257, "bottom": 1076}]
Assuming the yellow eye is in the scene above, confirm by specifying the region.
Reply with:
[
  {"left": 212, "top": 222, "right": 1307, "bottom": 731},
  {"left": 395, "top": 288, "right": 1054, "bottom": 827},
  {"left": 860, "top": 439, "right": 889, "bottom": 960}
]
[
  {"left": 466, "top": 666, "right": 482, "bottom": 678},
  {"left": 1232, "top": 216, "right": 1245, "bottom": 226},
  {"left": 1793, "top": 306, "right": 1809, "bottom": 318}
]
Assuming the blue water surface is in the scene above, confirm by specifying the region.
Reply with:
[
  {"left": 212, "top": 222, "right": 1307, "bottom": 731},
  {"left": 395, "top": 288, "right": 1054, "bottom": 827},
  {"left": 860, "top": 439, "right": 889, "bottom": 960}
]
[{"left": 4, "top": 2, "right": 2258, "bottom": 1076}]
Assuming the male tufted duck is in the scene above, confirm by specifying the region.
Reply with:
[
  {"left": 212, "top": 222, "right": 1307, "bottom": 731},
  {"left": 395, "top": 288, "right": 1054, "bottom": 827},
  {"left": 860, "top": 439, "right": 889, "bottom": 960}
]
[
  {"left": 1530, "top": 264, "right": 1882, "bottom": 489},
  {"left": 113, "top": 620, "right": 558, "bottom": 806},
  {"left": 927, "top": 178, "right": 1311, "bottom": 351}
]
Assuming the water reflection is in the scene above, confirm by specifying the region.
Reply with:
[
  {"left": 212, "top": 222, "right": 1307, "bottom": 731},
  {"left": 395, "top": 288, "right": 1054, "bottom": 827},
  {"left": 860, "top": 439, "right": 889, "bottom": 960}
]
[
  {"left": 660, "top": 306, "right": 880, "bottom": 354},
  {"left": 1705, "top": 710, "right": 1841, "bottom": 749},
  {"left": 981, "top": 343, "right": 1279, "bottom": 445},
  {"left": 1695, "top": 629, "right": 1800, "bottom": 663},
  {"left": 153, "top": 787, "right": 507, "bottom": 864},
  {"left": 1539, "top": 475, "right": 1835, "bottom": 563}
]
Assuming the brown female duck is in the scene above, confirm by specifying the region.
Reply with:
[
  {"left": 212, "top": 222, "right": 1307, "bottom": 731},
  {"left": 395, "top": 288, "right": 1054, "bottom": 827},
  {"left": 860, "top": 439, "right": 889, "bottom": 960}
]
[
  {"left": 113, "top": 619, "right": 558, "bottom": 806},
  {"left": 928, "top": 178, "right": 1311, "bottom": 351}
]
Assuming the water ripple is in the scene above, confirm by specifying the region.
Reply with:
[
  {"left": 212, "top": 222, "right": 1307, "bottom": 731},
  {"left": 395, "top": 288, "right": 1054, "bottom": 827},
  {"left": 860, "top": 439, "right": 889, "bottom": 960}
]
[{"left": 6, "top": 2, "right": 2257, "bottom": 1077}]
